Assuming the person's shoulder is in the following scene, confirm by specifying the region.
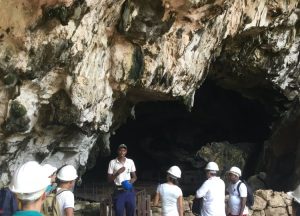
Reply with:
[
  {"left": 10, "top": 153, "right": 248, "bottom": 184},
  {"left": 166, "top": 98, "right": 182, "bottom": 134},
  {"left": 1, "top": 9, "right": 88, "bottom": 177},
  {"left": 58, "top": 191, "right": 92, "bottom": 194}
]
[
  {"left": 212, "top": 177, "right": 225, "bottom": 185},
  {"left": 201, "top": 179, "right": 211, "bottom": 186},
  {"left": 174, "top": 185, "right": 182, "bottom": 191},
  {"left": 109, "top": 158, "right": 117, "bottom": 164},
  {"left": 57, "top": 189, "right": 74, "bottom": 198},
  {"left": 64, "top": 190, "right": 74, "bottom": 197},
  {"left": 159, "top": 183, "right": 166, "bottom": 188},
  {"left": 168, "top": 183, "right": 180, "bottom": 188},
  {"left": 214, "top": 176, "right": 225, "bottom": 183},
  {"left": 126, "top": 158, "right": 135, "bottom": 163},
  {"left": 239, "top": 181, "right": 247, "bottom": 189}
]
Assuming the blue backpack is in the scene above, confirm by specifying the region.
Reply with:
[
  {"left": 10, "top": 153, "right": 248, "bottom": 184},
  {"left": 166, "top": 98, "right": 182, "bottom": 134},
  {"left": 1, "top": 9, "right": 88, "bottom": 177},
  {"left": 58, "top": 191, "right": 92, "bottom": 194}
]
[
  {"left": 0, "top": 188, "right": 18, "bottom": 216},
  {"left": 237, "top": 180, "right": 254, "bottom": 208}
]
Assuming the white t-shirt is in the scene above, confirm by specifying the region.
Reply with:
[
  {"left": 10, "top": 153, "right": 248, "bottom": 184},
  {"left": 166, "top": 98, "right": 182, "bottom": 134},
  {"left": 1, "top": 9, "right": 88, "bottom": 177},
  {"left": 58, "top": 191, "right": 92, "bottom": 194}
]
[
  {"left": 196, "top": 176, "right": 226, "bottom": 216},
  {"left": 56, "top": 188, "right": 74, "bottom": 216},
  {"left": 107, "top": 157, "right": 136, "bottom": 186},
  {"left": 227, "top": 180, "right": 249, "bottom": 215},
  {"left": 157, "top": 183, "right": 183, "bottom": 216}
]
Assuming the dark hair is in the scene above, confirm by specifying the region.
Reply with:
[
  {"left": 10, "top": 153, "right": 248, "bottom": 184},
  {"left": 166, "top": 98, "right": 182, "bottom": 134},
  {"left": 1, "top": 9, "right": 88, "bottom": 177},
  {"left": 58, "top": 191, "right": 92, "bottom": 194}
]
[
  {"left": 206, "top": 170, "right": 217, "bottom": 176},
  {"left": 167, "top": 174, "right": 179, "bottom": 185}
]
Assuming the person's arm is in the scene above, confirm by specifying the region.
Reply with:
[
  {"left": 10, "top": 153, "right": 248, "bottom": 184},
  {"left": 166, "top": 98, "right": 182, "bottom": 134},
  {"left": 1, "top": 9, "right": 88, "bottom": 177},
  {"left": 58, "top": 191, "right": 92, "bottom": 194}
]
[
  {"left": 107, "top": 167, "right": 125, "bottom": 183},
  {"left": 177, "top": 195, "right": 184, "bottom": 216},
  {"left": 129, "top": 160, "right": 137, "bottom": 184},
  {"left": 196, "top": 180, "right": 208, "bottom": 198},
  {"left": 238, "top": 182, "right": 247, "bottom": 216},
  {"left": 130, "top": 171, "right": 137, "bottom": 184},
  {"left": 65, "top": 207, "right": 74, "bottom": 216},
  {"left": 153, "top": 192, "right": 160, "bottom": 206},
  {"left": 239, "top": 197, "right": 246, "bottom": 216}
]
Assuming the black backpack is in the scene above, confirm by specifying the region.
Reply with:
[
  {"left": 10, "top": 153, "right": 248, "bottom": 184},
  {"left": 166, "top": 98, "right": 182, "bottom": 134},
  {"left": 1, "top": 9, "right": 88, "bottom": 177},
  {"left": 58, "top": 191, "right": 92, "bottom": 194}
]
[
  {"left": 191, "top": 197, "right": 203, "bottom": 216},
  {"left": 237, "top": 180, "right": 254, "bottom": 208}
]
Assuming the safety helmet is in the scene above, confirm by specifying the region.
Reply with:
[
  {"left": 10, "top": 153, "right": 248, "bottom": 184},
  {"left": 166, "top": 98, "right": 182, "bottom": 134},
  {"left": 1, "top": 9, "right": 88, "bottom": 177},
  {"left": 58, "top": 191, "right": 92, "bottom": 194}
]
[
  {"left": 288, "top": 184, "right": 300, "bottom": 204},
  {"left": 227, "top": 166, "right": 242, "bottom": 177},
  {"left": 9, "top": 161, "right": 50, "bottom": 199},
  {"left": 57, "top": 165, "right": 78, "bottom": 181},
  {"left": 43, "top": 164, "right": 58, "bottom": 177},
  {"left": 167, "top": 166, "right": 181, "bottom": 178},
  {"left": 118, "top": 144, "right": 127, "bottom": 149},
  {"left": 205, "top": 162, "right": 219, "bottom": 171}
]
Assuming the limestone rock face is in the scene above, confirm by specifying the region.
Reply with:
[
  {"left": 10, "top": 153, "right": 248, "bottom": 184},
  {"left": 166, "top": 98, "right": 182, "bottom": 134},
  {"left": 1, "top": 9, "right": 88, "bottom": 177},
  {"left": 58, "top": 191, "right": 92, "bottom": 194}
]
[
  {"left": 268, "top": 192, "right": 286, "bottom": 208},
  {"left": 252, "top": 195, "right": 268, "bottom": 211},
  {"left": 196, "top": 141, "right": 250, "bottom": 175},
  {"left": 0, "top": 0, "right": 300, "bottom": 187}
]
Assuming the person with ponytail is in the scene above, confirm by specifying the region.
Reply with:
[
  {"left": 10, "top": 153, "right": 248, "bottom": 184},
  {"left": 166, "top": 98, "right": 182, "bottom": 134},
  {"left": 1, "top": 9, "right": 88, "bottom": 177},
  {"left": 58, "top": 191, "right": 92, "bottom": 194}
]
[{"left": 154, "top": 166, "right": 183, "bottom": 216}]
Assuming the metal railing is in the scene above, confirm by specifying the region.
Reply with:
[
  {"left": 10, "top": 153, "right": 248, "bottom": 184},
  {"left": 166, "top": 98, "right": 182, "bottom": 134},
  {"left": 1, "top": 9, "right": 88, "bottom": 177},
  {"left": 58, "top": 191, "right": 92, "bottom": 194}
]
[
  {"left": 99, "top": 189, "right": 151, "bottom": 216},
  {"left": 75, "top": 184, "right": 151, "bottom": 216},
  {"left": 135, "top": 189, "right": 151, "bottom": 216}
]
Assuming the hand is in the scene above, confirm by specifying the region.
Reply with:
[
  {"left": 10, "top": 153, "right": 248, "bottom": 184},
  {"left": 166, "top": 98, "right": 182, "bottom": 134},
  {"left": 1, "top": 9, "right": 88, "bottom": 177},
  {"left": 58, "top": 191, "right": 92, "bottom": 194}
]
[
  {"left": 121, "top": 180, "right": 133, "bottom": 190},
  {"left": 117, "top": 167, "right": 126, "bottom": 175}
]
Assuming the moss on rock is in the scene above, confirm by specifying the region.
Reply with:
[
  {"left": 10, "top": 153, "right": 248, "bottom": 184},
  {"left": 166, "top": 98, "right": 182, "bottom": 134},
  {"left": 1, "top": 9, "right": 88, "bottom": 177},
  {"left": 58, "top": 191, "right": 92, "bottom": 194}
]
[
  {"left": 10, "top": 101, "right": 27, "bottom": 118},
  {"left": 51, "top": 90, "right": 80, "bottom": 125},
  {"left": 2, "top": 116, "right": 30, "bottom": 133},
  {"left": 3, "top": 72, "right": 18, "bottom": 86}
]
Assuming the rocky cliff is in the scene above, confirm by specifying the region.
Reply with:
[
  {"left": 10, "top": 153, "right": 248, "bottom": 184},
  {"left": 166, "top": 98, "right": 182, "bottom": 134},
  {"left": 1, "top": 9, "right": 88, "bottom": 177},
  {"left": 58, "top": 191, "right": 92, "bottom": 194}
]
[{"left": 0, "top": 0, "right": 300, "bottom": 189}]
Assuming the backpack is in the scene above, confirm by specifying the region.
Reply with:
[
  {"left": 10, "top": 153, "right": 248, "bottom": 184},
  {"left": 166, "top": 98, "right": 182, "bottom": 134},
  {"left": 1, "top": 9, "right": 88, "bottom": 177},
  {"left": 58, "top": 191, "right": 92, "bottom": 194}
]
[
  {"left": 0, "top": 187, "right": 18, "bottom": 216},
  {"left": 237, "top": 180, "right": 254, "bottom": 208},
  {"left": 41, "top": 189, "right": 68, "bottom": 216},
  {"left": 41, "top": 193, "right": 60, "bottom": 216},
  {"left": 191, "top": 197, "right": 203, "bottom": 216}
]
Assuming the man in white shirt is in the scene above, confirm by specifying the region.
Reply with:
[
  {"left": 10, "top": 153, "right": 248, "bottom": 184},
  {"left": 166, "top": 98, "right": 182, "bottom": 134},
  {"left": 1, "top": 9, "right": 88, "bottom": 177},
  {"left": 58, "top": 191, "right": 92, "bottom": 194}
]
[
  {"left": 107, "top": 144, "right": 137, "bottom": 216},
  {"left": 195, "top": 162, "right": 226, "bottom": 216},
  {"left": 56, "top": 165, "right": 78, "bottom": 216},
  {"left": 226, "top": 166, "right": 248, "bottom": 216}
]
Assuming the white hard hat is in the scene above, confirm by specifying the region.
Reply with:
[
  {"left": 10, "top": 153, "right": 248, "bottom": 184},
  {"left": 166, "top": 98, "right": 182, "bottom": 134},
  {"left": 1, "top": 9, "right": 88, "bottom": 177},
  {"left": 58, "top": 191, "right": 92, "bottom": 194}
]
[
  {"left": 43, "top": 164, "right": 58, "bottom": 177},
  {"left": 227, "top": 166, "right": 242, "bottom": 177},
  {"left": 9, "top": 161, "right": 50, "bottom": 200},
  {"left": 167, "top": 166, "right": 181, "bottom": 178},
  {"left": 57, "top": 165, "right": 78, "bottom": 181},
  {"left": 205, "top": 162, "right": 219, "bottom": 171},
  {"left": 288, "top": 184, "right": 300, "bottom": 204}
]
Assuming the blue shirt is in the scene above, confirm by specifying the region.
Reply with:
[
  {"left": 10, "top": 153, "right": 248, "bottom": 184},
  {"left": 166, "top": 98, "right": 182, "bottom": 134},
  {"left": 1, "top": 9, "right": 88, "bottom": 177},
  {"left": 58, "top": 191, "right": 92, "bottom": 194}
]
[{"left": 13, "top": 210, "right": 43, "bottom": 216}]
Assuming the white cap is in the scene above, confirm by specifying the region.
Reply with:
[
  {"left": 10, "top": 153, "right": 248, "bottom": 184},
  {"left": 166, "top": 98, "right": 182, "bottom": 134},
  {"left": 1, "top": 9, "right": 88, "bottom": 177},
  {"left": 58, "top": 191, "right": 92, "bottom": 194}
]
[
  {"left": 205, "top": 162, "right": 219, "bottom": 172},
  {"left": 227, "top": 166, "right": 242, "bottom": 177},
  {"left": 42, "top": 164, "right": 58, "bottom": 177},
  {"left": 9, "top": 161, "right": 50, "bottom": 200},
  {"left": 288, "top": 184, "right": 300, "bottom": 204},
  {"left": 167, "top": 166, "right": 181, "bottom": 178},
  {"left": 57, "top": 165, "right": 78, "bottom": 181}
]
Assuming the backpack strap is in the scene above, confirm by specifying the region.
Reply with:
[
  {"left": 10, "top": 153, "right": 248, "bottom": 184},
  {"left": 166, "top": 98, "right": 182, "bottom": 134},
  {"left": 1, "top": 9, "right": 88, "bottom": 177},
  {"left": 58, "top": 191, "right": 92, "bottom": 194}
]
[{"left": 56, "top": 189, "right": 70, "bottom": 196}]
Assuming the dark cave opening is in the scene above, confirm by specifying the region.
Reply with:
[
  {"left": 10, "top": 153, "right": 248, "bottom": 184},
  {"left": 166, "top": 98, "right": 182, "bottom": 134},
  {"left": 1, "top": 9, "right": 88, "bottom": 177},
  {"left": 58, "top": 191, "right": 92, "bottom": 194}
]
[{"left": 81, "top": 81, "right": 273, "bottom": 196}]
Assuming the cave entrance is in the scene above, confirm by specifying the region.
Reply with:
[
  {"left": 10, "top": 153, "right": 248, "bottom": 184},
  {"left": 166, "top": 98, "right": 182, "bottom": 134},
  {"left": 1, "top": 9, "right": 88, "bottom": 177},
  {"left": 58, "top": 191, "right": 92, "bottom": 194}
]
[{"left": 81, "top": 80, "right": 272, "bottom": 196}]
